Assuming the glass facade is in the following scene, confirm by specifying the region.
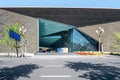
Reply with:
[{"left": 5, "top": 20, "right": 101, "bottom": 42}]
[
  {"left": 39, "top": 18, "right": 98, "bottom": 52},
  {"left": 70, "top": 29, "right": 98, "bottom": 52}
]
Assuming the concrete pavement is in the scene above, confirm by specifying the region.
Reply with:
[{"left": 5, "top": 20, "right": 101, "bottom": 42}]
[{"left": 0, "top": 55, "right": 120, "bottom": 80}]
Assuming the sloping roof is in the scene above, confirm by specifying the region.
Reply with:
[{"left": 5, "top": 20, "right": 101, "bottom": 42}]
[{"left": 2, "top": 8, "right": 120, "bottom": 27}]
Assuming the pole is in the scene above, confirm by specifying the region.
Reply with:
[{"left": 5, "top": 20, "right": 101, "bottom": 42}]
[
  {"left": 25, "top": 42, "right": 27, "bottom": 57},
  {"left": 19, "top": 26, "right": 27, "bottom": 57},
  {"left": 99, "top": 36, "right": 100, "bottom": 53},
  {"left": 15, "top": 40, "right": 19, "bottom": 57},
  {"left": 98, "top": 36, "right": 101, "bottom": 57},
  {"left": 96, "top": 27, "right": 104, "bottom": 58}
]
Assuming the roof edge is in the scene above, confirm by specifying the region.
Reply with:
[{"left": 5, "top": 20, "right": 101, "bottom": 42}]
[{"left": 0, "top": 6, "right": 120, "bottom": 10}]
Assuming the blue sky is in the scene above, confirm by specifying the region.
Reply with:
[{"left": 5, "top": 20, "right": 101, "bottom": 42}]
[{"left": 0, "top": 0, "right": 120, "bottom": 8}]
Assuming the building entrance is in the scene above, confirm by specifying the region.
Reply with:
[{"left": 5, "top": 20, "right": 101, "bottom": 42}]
[{"left": 39, "top": 18, "right": 98, "bottom": 53}]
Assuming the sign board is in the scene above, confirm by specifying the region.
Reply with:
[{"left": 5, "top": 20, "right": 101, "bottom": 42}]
[
  {"left": 57, "top": 47, "right": 68, "bottom": 53},
  {"left": 62, "top": 47, "right": 68, "bottom": 53},
  {"left": 24, "top": 39, "right": 28, "bottom": 44},
  {"left": 57, "top": 48, "right": 63, "bottom": 53},
  {"left": 9, "top": 30, "right": 21, "bottom": 41}
]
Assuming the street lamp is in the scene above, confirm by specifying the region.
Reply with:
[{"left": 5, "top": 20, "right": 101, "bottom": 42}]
[
  {"left": 19, "top": 26, "right": 27, "bottom": 57},
  {"left": 19, "top": 26, "right": 26, "bottom": 35},
  {"left": 96, "top": 27, "right": 104, "bottom": 53}
]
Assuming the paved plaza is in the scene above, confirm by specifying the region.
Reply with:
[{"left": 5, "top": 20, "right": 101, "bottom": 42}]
[{"left": 0, "top": 55, "right": 120, "bottom": 80}]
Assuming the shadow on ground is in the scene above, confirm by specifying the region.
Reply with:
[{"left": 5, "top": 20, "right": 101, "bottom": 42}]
[
  {"left": 65, "top": 61, "right": 120, "bottom": 80},
  {"left": 0, "top": 64, "right": 40, "bottom": 80}
]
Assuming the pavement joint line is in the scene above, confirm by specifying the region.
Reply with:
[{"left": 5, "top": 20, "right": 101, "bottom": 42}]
[
  {"left": 0, "top": 65, "right": 9, "bottom": 66},
  {"left": 45, "top": 65, "right": 63, "bottom": 67},
  {"left": 40, "top": 75, "right": 72, "bottom": 78}
]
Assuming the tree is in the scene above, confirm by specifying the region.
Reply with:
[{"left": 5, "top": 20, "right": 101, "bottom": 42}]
[
  {"left": 0, "top": 23, "right": 21, "bottom": 57},
  {"left": 112, "top": 33, "right": 120, "bottom": 49}
]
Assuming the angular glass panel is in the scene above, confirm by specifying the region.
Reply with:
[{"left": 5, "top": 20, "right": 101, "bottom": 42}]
[
  {"left": 40, "top": 36, "right": 61, "bottom": 47},
  {"left": 39, "top": 18, "right": 73, "bottom": 36},
  {"left": 71, "top": 29, "right": 98, "bottom": 52},
  {"left": 39, "top": 18, "right": 98, "bottom": 52}
]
